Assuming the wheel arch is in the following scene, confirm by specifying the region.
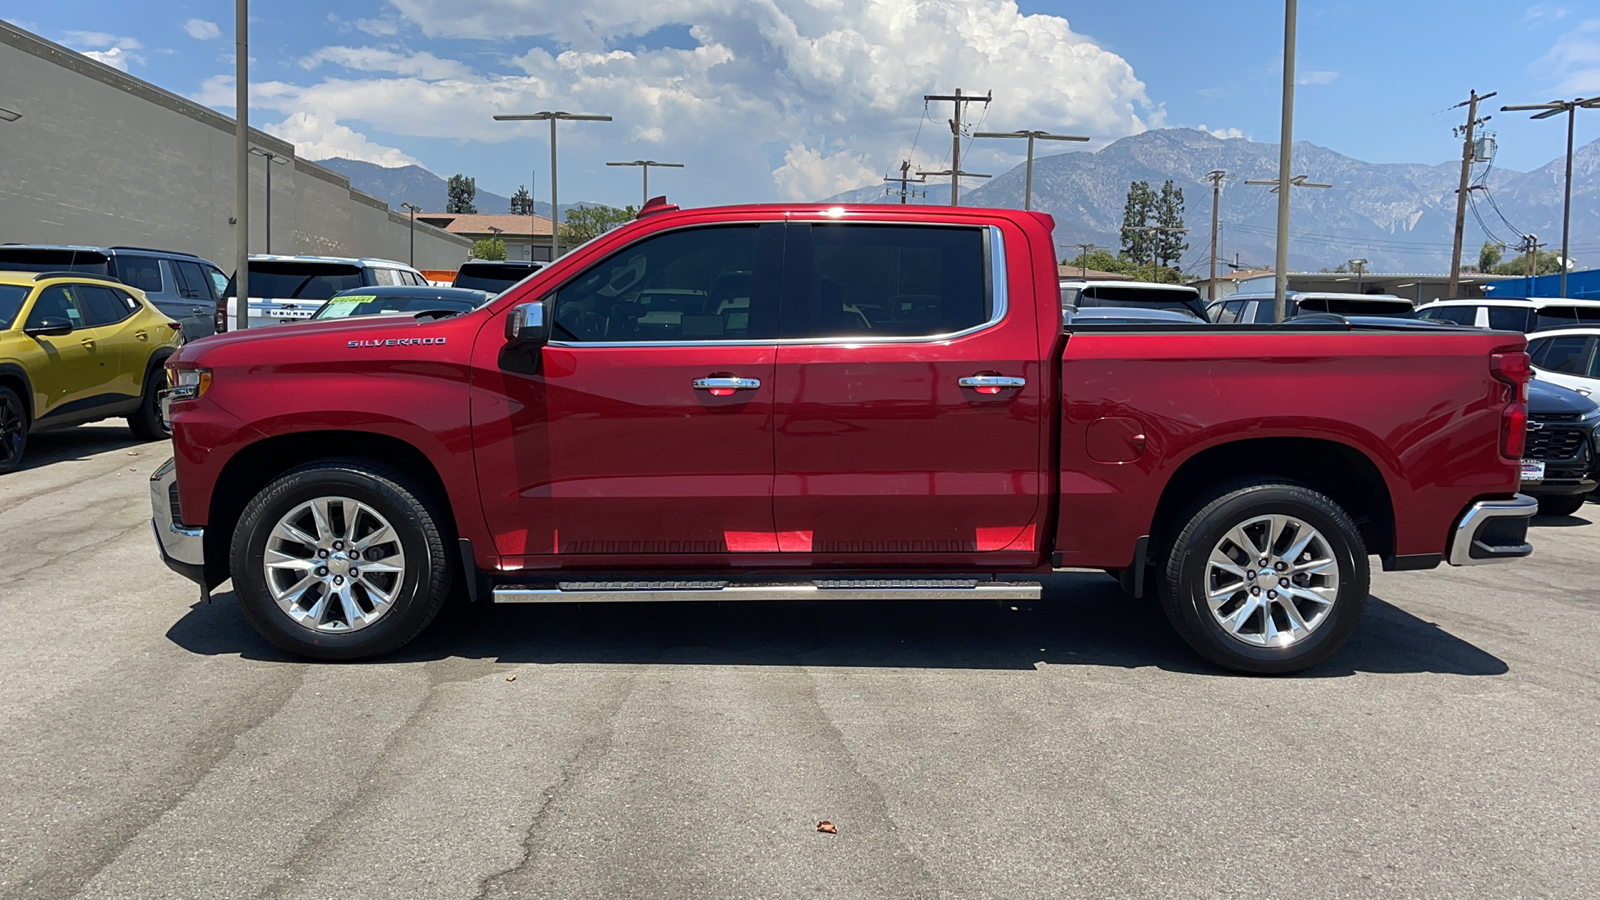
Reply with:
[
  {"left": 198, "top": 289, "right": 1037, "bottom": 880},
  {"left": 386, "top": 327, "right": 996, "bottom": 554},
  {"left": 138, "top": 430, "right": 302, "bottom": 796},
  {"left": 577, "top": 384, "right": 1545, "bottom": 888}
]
[
  {"left": 203, "top": 430, "right": 457, "bottom": 587},
  {"left": 0, "top": 363, "right": 34, "bottom": 422},
  {"left": 1150, "top": 436, "right": 1396, "bottom": 563}
]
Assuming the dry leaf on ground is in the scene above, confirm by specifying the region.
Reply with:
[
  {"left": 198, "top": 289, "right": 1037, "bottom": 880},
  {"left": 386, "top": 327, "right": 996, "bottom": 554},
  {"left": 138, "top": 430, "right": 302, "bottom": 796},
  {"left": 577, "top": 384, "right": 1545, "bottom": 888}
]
[{"left": 817, "top": 821, "right": 838, "bottom": 834}]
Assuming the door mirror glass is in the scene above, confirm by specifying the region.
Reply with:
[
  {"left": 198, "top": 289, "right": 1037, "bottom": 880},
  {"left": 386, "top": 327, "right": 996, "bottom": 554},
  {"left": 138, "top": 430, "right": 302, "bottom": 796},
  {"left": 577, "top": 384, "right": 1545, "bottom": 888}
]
[
  {"left": 505, "top": 300, "right": 549, "bottom": 349},
  {"left": 24, "top": 317, "right": 74, "bottom": 337}
]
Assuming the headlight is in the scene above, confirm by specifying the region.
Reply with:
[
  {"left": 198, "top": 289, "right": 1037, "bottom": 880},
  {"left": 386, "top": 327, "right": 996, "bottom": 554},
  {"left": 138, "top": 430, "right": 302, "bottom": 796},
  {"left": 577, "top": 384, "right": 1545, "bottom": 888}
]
[{"left": 165, "top": 367, "right": 212, "bottom": 402}]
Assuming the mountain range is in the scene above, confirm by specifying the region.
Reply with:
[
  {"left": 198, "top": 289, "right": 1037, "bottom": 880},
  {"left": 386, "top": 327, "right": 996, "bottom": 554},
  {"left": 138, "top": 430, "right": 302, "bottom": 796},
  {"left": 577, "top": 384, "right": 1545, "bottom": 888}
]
[
  {"left": 828, "top": 128, "right": 1600, "bottom": 274},
  {"left": 317, "top": 158, "right": 597, "bottom": 222},
  {"left": 319, "top": 128, "right": 1600, "bottom": 274}
]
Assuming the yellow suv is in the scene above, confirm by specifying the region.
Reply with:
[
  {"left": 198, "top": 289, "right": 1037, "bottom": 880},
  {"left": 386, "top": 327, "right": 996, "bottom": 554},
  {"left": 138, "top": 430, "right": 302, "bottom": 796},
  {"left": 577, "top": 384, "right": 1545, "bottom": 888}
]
[{"left": 0, "top": 271, "right": 185, "bottom": 472}]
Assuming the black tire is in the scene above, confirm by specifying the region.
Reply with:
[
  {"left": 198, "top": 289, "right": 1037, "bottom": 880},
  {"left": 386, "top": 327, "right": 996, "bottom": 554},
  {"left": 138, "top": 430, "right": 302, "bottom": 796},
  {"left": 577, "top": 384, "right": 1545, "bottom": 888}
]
[
  {"left": 230, "top": 460, "right": 452, "bottom": 660},
  {"left": 126, "top": 363, "right": 170, "bottom": 441},
  {"left": 1158, "top": 481, "right": 1369, "bottom": 675},
  {"left": 1536, "top": 494, "right": 1587, "bottom": 517},
  {"left": 0, "top": 386, "right": 28, "bottom": 474}
]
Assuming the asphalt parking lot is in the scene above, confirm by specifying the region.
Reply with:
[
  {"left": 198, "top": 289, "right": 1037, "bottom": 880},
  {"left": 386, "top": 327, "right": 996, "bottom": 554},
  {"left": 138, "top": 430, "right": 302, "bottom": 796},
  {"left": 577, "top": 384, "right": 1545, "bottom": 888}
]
[{"left": 2, "top": 424, "right": 1597, "bottom": 900}]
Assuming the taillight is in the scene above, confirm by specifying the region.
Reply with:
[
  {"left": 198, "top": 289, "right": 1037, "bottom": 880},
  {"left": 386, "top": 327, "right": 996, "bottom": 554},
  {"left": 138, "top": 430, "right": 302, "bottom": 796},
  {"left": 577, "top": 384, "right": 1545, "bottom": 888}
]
[{"left": 1491, "top": 351, "right": 1531, "bottom": 459}]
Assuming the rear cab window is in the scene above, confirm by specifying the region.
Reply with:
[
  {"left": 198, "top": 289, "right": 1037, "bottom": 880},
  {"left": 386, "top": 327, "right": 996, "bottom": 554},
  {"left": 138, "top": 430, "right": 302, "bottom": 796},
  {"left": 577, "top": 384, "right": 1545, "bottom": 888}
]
[{"left": 785, "top": 223, "right": 990, "bottom": 338}]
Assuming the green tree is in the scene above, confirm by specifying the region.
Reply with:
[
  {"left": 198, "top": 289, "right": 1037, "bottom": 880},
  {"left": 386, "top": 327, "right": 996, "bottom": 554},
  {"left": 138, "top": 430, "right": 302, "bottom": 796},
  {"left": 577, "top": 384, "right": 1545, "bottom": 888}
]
[
  {"left": 558, "top": 204, "right": 638, "bottom": 245},
  {"left": 1119, "top": 180, "right": 1155, "bottom": 263},
  {"left": 1063, "top": 249, "right": 1139, "bottom": 277},
  {"left": 509, "top": 185, "right": 534, "bottom": 216},
  {"left": 1477, "top": 240, "right": 1503, "bottom": 273},
  {"left": 1154, "top": 179, "right": 1188, "bottom": 273},
  {"left": 1491, "top": 250, "right": 1566, "bottom": 277},
  {"left": 470, "top": 237, "right": 506, "bottom": 260},
  {"left": 447, "top": 174, "right": 477, "bottom": 214}
]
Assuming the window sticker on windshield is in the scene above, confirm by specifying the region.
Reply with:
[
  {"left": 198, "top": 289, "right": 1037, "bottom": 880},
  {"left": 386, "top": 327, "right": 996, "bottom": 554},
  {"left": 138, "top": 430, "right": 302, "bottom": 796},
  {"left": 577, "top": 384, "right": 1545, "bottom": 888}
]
[{"left": 319, "top": 296, "right": 375, "bottom": 318}]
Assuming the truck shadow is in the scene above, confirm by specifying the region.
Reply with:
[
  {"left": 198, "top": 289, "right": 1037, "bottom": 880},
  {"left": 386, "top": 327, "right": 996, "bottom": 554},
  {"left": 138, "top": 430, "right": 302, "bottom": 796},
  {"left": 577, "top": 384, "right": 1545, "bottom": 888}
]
[{"left": 165, "top": 572, "right": 1507, "bottom": 678}]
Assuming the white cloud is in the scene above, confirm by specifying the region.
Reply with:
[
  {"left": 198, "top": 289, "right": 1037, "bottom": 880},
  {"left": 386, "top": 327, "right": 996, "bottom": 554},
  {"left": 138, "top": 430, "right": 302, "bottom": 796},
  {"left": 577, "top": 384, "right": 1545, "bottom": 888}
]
[
  {"left": 355, "top": 17, "right": 401, "bottom": 37},
  {"left": 1538, "top": 17, "right": 1600, "bottom": 94},
  {"left": 1524, "top": 4, "right": 1571, "bottom": 25},
  {"left": 1197, "top": 124, "right": 1245, "bottom": 140},
  {"left": 300, "top": 46, "right": 474, "bottom": 80},
  {"left": 1297, "top": 70, "right": 1339, "bottom": 85},
  {"left": 266, "top": 111, "right": 423, "bottom": 168},
  {"left": 184, "top": 18, "right": 221, "bottom": 40},
  {"left": 192, "top": 1, "right": 1154, "bottom": 201},
  {"left": 63, "top": 31, "right": 144, "bottom": 70}
]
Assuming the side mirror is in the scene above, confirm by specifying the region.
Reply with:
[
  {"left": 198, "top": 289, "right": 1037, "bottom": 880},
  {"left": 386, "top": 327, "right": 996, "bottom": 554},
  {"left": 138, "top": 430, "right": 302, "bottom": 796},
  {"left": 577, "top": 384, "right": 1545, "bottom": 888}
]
[
  {"left": 504, "top": 299, "right": 549, "bottom": 349},
  {"left": 24, "top": 317, "right": 74, "bottom": 338}
]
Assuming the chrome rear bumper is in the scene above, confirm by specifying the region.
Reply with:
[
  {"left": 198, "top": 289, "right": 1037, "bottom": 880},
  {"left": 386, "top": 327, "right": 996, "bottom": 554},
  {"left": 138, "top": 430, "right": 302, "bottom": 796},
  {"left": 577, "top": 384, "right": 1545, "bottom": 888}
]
[
  {"left": 1447, "top": 493, "right": 1538, "bottom": 566},
  {"left": 150, "top": 457, "right": 206, "bottom": 586}
]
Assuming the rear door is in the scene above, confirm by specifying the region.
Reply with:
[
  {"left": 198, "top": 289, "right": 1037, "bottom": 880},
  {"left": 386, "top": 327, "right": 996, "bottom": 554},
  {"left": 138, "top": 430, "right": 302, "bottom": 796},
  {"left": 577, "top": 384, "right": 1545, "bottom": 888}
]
[
  {"left": 768, "top": 220, "right": 1045, "bottom": 562},
  {"left": 75, "top": 284, "right": 146, "bottom": 400},
  {"left": 472, "top": 220, "right": 785, "bottom": 562}
]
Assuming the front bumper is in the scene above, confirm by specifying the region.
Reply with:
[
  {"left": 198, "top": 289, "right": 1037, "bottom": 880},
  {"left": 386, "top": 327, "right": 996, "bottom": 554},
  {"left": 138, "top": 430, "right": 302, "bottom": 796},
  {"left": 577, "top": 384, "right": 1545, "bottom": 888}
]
[
  {"left": 150, "top": 457, "right": 206, "bottom": 586},
  {"left": 1446, "top": 493, "right": 1538, "bottom": 566}
]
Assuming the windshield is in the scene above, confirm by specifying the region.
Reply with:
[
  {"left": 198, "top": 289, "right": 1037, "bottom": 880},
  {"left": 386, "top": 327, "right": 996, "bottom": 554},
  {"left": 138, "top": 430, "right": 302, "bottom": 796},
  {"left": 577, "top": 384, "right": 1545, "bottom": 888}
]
[
  {"left": 0, "top": 284, "right": 28, "bottom": 329},
  {"left": 311, "top": 293, "right": 480, "bottom": 320},
  {"left": 225, "top": 262, "right": 364, "bottom": 300},
  {"left": 453, "top": 263, "right": 541, "bottom": 294},
  {"left": 0, "top": 248, "right": 110, "bottom": 275},
  {"left": 1298, "top": 297, "right": 1415, "bottom": 317}
]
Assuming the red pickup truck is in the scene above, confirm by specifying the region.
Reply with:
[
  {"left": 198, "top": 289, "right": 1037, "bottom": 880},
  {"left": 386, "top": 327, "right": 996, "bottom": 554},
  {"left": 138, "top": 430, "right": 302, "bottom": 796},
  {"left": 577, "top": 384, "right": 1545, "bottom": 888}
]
[{"left": 151, "top": 200, "right": 1537, "bottom": 673}]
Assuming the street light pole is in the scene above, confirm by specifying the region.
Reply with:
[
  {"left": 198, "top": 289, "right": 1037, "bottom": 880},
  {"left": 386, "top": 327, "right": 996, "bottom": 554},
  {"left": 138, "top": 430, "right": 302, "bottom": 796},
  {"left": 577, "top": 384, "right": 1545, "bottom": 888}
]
[
  {"left": 234, "top": 0, "right": 249, "bottom": 330},
  {"left": 401, "top": 202, "right": 421, "bottom": 267},
  {"left": 1349, "top": 257, "right": 1367, "bottom": 294},
  {"left": 1501, "top": 97, "right": 1598, "bottom": 297},
  {"left": 1245, "top": 174, "right": 1331, "bottom": 316},
  {"left": 972, "top": 129, "right": 1090, "bottom": 211},
  {"left": 248, "top": 147, "right": 288, "bottom": 254},
  {"left": 1272, "top": 0, "right": 1298, "bottom": 324},
  {"left": 606, "top": 160, "right": 685, "bottom": 208},
  {"left": 494, "top": 111, "right": 613, "bottom": 260}
]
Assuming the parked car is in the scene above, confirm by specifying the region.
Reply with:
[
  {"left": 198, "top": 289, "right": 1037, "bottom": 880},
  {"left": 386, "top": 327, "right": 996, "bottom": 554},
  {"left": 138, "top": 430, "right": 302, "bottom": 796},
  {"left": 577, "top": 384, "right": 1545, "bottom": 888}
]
[
  {"left": 1520, "top": 379, "right": 1599, "bottom": 516},
  {"left": 1209, "top": 291, "right": 1415, "bottom": 323},
  {"left": 1059, "top": 280, "right": 1208, "bottom": 320},
  {"left": 309, "top": 286, "right": 493, "bottom": 321},
  {"left": 451, "top": 260, "right": 544, "bottom": 294},
  {"left": 0, "top": 244, "right": 227, "bottom": 339},
  {"left": 1064, "top": 307, "right": 1206, "bottom": 326},
  {"left": 155, "top": 201, "right": 1537, "bottom": 674},
  {"left": 0, "top": 271, "right": 184, "bottom": 472},
  {"left": 1416, "top": 297, "right": 1600, "bottom": 333},
  {"left": 222, "top": 256, "right": 429, "bottom": 327},
  {"left": 1523, "top": 328, "right": 1600, "bottom": 397}
]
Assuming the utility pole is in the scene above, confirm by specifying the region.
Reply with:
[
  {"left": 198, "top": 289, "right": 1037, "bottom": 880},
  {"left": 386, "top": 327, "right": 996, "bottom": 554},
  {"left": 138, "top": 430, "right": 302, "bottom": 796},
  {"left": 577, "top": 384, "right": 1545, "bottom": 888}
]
[
  {"left": 923, "top": 89, "right": 991, "bottom": 205},
  {"left": 883, "top": 160, "right": 927, "bottom": 204},
  {"left": 1448, "top": 90, "right": 1496, "bottom": 299},
  {"left": 1245, "top": 174, "right": 1331, "bottom": 314},
  {"left": 1205, "top": 170, "right": 1226, "bottom": 303},
  {"left": 917, "top": 167, "right": 990, "bottom": 197},
  {"left": 972, "top": 129, "right": 1089, "bottom": 210},
  {"left": 1501, "top": 97, "right": 1599, "bottom": 297},
  {"left": 233, "top": 0, "right": 249, "bottom": 331},
  {"left": 1074, "top": 243, "right": 1101, "bottom": 279},
  {"left": 1271, "top": 0, "right": 1298, "bottom": 323}
]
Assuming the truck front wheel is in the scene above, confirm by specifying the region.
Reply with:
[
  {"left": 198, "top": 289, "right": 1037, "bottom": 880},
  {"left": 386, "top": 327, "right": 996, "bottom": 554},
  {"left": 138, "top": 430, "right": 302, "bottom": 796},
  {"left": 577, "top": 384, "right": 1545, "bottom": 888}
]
[
  {"left": 230, "top": 460, "right": 452, "bottom": 660},
  {"left": 1159, "top": 481, "right": 1368, "bottom": 675}
]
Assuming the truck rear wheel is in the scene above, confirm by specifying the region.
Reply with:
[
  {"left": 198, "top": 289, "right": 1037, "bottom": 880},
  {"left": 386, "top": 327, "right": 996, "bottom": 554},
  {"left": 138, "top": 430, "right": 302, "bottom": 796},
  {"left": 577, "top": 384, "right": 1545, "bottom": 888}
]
[
  {"left": 1159, "top": 481, "right": 1368, "bottom": 675},
  {"left": 230, "top": 460, "right": 452, "bottom": 660}
]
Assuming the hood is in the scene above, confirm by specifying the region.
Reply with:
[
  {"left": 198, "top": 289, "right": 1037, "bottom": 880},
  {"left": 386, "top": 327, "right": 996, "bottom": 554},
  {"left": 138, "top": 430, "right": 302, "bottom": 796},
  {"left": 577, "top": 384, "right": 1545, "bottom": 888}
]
[
  {"left": 1528, "top": 378, "right": 1598, "bottom": 415},
  {"left": 178, "top": 311, "right": 471, "bottom": 361}
]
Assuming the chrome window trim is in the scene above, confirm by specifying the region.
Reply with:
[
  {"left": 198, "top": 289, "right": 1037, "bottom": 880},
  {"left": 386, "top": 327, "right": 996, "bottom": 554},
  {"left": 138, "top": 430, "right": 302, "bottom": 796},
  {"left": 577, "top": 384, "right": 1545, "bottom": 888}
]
[{"left": 547, "top": 223, "right": 1009, "bottom": 349}]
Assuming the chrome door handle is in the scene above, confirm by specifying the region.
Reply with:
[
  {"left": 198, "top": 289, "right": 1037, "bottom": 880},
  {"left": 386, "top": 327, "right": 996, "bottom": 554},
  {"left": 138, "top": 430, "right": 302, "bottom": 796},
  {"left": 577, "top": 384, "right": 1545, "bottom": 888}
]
[
  {"left": 958, "top": 375, "right": 1026, "bottom": 389},
  {"left": 693, "top": 376, "right": 762, "bottom": 394}
]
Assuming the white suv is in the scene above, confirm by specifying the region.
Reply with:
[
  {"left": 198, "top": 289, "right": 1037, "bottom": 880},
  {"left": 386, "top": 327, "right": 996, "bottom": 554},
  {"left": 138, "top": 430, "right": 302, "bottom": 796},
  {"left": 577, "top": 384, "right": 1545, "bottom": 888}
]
[
  {"left": 1415, "top": 297, "right": 1600, "bottom": 333},
  {"left": 221, "top": 256, "right": 430, "bottom": 328}
]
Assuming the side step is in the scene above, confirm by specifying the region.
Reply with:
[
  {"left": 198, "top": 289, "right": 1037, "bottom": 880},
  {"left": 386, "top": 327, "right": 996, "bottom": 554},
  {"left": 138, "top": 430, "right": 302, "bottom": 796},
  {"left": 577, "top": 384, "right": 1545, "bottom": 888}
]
[{"left": 491, "top": 578, "right": 1042, "bottom": 604}]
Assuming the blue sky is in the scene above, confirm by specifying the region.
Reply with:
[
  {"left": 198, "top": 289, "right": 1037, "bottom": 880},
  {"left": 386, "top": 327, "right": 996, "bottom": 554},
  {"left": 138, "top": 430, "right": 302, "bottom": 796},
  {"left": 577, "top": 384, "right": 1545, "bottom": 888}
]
[{"left": 3, "top": 1, "right": 1598, "bottom": 208}]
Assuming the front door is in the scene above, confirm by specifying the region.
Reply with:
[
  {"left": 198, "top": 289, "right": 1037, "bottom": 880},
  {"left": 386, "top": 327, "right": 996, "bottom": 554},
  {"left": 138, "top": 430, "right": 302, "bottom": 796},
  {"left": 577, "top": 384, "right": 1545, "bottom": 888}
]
[
  {"left": 770, "top": 221, "right": 1046, "bottom": 563},
  {"left": 473, "top": 221, "right": 785, "bottom": 566},
  {"left": 21, "top": 285, "right": 111, "bottom": 423}
]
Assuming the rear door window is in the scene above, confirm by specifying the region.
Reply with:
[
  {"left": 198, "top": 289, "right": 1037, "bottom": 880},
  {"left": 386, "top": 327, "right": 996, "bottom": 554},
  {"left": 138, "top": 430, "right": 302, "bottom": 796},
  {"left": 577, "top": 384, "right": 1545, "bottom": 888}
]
[
  {"left": 784, "top": 224, "right": 990, "bottom": 338},
  {"left": 1423, "top": 305, "right": 1479, "bottom": 326},
  {"left": 78, "top": 285, "right": 136, "bottom": 327},
  {"left": 114, "top": 256, "right": 164, "bottom": 293},
  {"left": 173, "top": 261, "right": 215, "bottom": 300}
]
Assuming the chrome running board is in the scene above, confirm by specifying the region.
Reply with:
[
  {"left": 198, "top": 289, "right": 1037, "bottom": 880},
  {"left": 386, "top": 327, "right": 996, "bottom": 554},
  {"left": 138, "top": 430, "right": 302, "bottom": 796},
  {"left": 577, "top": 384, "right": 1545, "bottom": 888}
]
[{"left": 491, "top": 578, "right": 1042, "bottom": 604}]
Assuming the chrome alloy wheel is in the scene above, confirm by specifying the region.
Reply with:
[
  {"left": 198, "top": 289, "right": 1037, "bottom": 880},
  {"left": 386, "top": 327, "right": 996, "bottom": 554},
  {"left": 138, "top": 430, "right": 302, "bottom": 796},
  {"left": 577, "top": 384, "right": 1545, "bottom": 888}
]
[
  {"left": 1205, "top": 514, "right": 1339, "bottom": 648},
  {"left": 263, "top": 496, "right": 407, "bottom": 633}
]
